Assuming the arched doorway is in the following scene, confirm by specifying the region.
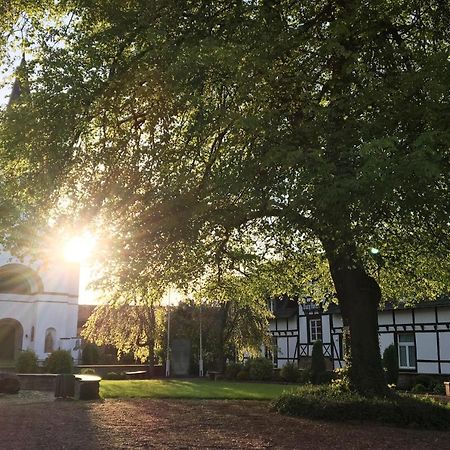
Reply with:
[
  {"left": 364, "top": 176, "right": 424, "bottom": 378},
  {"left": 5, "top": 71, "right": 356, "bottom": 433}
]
[
  {"left": 0, "top": 264, "right": 43, "bottom": 295},
  {"left": 0, "top": 319, "right": 23, "bottom": 361}
]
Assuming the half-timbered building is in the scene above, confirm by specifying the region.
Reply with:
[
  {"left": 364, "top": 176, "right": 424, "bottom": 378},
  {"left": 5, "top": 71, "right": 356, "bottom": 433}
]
[{"left": 268, "top": 296, "right": 450, "bottom": 377}]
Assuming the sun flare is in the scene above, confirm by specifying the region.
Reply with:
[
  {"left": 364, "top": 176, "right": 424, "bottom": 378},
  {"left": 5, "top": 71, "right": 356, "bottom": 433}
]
[{"left": 63, "top": 234, "right": 96, "bottom": 263}]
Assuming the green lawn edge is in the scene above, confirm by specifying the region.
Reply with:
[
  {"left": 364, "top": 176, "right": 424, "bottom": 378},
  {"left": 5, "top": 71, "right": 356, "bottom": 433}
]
[{"left": 100, "top": 379, "right": 298, "bottom": 400}]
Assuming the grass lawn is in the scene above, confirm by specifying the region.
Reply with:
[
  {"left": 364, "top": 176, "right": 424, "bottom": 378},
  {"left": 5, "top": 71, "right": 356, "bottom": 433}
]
[{"left": 100, "top": 378, "right": 297, "bottom": 400}]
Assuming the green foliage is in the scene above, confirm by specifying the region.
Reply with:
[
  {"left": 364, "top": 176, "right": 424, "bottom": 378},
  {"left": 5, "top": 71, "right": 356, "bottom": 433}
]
[
  {"left": 104, "top": 372, "right": 127, "bottom": 380},
  {"left": 80, "top": 368, "right": 97, "bottom": 375},
  {"left": 2, "top": 0, "right": 450, "bottom": 396},
  {"left": 414, "top": 375, "right": 435, "bottom": 389},
  {"left": 311, "top": 340, "right": 326, "bottom": 384},
  {"left": 272, "top": 385, "right": 450, "bottom": 430},
  {"left": 433, "top": 383, "right": 446, "bottom": 396},
  {"left": 331, "top": 368, "right": 351, "bottom": 392},
  {"left": 225, "top": 362, "right": 243, "bottom": 380},
  {"left": 411, "top": 383, "right": 428, "bottom": 394},
  {"left": 15, "top": 350, "right": 39, "bottom": 373},
  {"left": 236, "top": 370, "right": 249, "bottom": 381},
  {"left": 45, "top": 350, "right": 73, "bottom": 374},
  {"left": 81, "top": 291, "right": 164, "bottom": 364},
  {"left": 81, "top": 343, "right": 100, "bottom": 365},
  {"left": 280, "top": 362, "right": 301, "bottom": 383},
  {"left": 382, "top": 344, "right": 399, "bottom": 385},
  {"left": 246, "top": 357, "right": 273, "bottom": 381}
]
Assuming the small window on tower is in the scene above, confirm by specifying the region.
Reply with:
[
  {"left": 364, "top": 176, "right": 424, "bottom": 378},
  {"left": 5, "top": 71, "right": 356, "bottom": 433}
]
[{"left": 44, "top": 328, "right": 56, "bottom": 353}]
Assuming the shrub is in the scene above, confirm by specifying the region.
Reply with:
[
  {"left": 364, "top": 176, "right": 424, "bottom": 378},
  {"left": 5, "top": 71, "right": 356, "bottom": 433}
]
[
  {"left": 433, "top": 383, "right": 446, "bottom": 396},
  {"left": 236, "top": 370, "right": 249, "bottom": 381},
  {"left": 280, "top": 362, "right": 300, "bottom": 383},
  {"left": 225, "top": 362, "right": 243, "bottom": 380},
  {"left": 382, "top": 344, "right": 399, "bottom": 385},
  {"left": 271, "top": 384, "right": 450, "bottom": 430},
  {"left": 16, "top": 350, "right": 39, "bottom": 373},
  {"left": 104, "top": 372, "right": 126, "bottom": 380},
  {"left": 411, "top": 383, "right": 427, "bottom": 394},
  {"left": 247, "top": 357, "right": 273, "bottom": 381},
  {"left": 298, "top": 369, "right": 312, "bottom": 384},
  {"left": 45, "top": 350, "right": 74, "bottom": 374},
  {"left": 81, "top": 343, "right": 100, "bottom": 365},
  {"left": 272, "top": 369, "right": 281, "bottom": 382},
  {"left": 311, "top": 341, "right": 326, "bottom": 384}
]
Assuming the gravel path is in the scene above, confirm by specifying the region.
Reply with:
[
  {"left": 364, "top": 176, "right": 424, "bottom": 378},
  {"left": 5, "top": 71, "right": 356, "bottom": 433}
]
[{"left": 0, "top": 397, "right": 448, "bottom": 449}]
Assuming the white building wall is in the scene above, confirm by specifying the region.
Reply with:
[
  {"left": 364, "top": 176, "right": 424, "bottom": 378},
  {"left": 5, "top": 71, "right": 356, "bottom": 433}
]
[
  {"left": 0, "top": 252, "right": 79, "bottom": 363},
  {"left": 379, "top": 332, "right": 395, "bottom": 355}
]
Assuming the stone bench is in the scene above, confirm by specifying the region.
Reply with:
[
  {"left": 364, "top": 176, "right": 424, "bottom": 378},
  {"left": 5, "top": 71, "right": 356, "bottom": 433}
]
[
  {"left": 74, "top": 374, "right": 101, "bottom": 400},
  {"left": 54, "top": 374, "right": 101, "bottom": 400},
  {"left": 125, "top": 370, "right": 147, "bottom": 380},
  {"left": 207, "top": 371, "right": 223, "bottom": 381}
]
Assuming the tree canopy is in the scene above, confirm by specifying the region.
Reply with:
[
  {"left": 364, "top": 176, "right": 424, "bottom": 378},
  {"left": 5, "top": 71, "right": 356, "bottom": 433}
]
[{"left": 1, "top": 0, "right": 449, "bottom": 394}]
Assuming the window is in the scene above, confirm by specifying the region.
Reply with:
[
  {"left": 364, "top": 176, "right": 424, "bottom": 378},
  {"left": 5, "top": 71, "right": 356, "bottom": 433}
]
[
  {"left": 264, "top": 337, "right": 279, "bottom": 367},
  {"left": 398, "top": 333, "right": 416, "bottom": 370},
  {"left": 309, "top": 317, "right": 322, "bottom": 342},
  {"left": 44, "top": 328, "right": 56, "bottom": 353}
]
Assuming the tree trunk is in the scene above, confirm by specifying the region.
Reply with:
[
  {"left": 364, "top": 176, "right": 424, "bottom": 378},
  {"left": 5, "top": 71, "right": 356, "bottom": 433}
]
[{"left": 324, "top": 240, "right": 388, "bottom": 396}]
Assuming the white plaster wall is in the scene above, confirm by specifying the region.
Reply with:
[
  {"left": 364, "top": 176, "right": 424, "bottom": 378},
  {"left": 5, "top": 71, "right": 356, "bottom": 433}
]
[
  {"left": 299, "top": 316, "right": 308, "bottom": 343},
  {"left": 438, "top": 307, "right": 450, "bottom": 322},
  {"left": 332, "top": 313, "right": 342, "bottom": 328},
  {"left": 277, "top": 337, "right": 287, "bottom": 359},
  {"left": 0, "top": 251, "right": 80, "bottom": 362},
  {"left": 439, "top": 332, "right": 450, "bottom": 360},
  {"left": 417, "top": 362, "right": 439, "bottom": 374},
  {"left": 415, "top": 309, "right": 436, "bottom": 324},
  {"left": 379, "top": 332, "right": 394, "bottom": 355},
  {"left": 288, "top": 336, "right": 297, "bottom": 360},
  {"left": 378, "top": 311, "right": 392, "bottom": 326},
  {"left": 287, "top": 315, "right": 297, "bottom": 330},
  {"left": 322, "top": 316, "right": 331, "bottom": 343},
  {"left": 39, "top": 261, "right": 79, "bottom": 296},
  {"left": 395, "top": 310, "right": 413, "bottom": 325},
  {"left": 416, "top": 332, "right": 438, "bottom": 360}
]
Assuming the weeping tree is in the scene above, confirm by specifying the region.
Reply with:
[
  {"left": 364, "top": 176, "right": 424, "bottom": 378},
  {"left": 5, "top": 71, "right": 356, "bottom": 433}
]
[
  {"left": 1, "top": 1, "right": 450, "bottom": 395},
  {"left": 81, "top": 286, "right": 165, "bottom": 369}
]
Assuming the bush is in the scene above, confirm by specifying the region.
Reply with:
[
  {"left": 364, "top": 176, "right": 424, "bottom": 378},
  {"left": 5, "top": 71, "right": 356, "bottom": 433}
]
[
  {"left": 246, "top": 357, "right": 273, "bottom": 381},
  {"left": 236, "top": 370, "right": 249, "bottom": 381},
  {"left": 280, "top": 362, "right": 300, "bottom": 383},
  {"left": 382, "top": 344, "right": 399, "bottom": 385},
  {"left": 45, "top": 350, "right": 74, "bottom": 374},
  {"left": 81, "top": 343, "right": 100, "bottom": 365},
  {"left": 225, "top": 362, "right": 243, "bottom": 380},
  {"left": 311, "top": 341, "right": 326, "bottom": 384},
  {"left": 414, "top": 375, "right": 434, "bottom": 389},
  {"left": 298, "top": 369, "right": 312, "bottom": 384},
  {"left": 433, "top": 383, "right": 446, "bottom": 396},
  {"left": 16, "top": 350, "right": 39, "bottom": 373},
  {"left": 271, "top": 384, "right": 450, "bottom": 430},
  {"left": 104, "top": 372, "right": 126, "bottom": 380},
  {"left": 411, "top": 383, "right": 427, "bottom": 394}
]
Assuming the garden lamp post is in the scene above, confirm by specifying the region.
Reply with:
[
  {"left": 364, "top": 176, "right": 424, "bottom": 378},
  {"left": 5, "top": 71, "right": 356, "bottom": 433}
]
[
  {"left": 199, "top": 303, "right": 204, "bottom": 377},
  {"left": 165, "top": 290, "right": 171, "bottom": 377}
]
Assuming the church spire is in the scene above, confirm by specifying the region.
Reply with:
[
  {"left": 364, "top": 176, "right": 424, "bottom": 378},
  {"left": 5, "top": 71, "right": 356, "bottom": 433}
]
[{"left": 8, "top": 54, "right": 30, "bottom": 107}]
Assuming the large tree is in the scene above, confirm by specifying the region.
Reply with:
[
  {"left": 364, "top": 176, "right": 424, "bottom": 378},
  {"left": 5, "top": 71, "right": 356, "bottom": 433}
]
[{"left": 1, "top": 1, "right": 450, "bottom": 395}]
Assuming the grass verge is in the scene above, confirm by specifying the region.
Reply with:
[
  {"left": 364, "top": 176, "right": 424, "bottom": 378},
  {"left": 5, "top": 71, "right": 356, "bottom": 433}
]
[
  {"left": 101, "top": 379, "right": 296, "bottom": 400},
  {"left": 271, "top": 384, "right": 450, "bottom": 430}
]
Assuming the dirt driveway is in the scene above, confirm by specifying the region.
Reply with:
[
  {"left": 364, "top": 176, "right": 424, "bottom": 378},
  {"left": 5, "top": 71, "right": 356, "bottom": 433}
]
[{"left": 0, "top": 396, "right": 448, "bottom": 449}]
